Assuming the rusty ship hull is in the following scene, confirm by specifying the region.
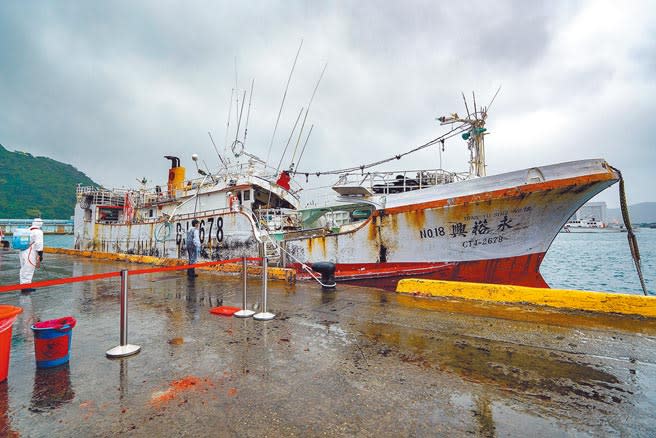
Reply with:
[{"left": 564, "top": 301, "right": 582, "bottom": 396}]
[
  {"left": 74, "top": 158, "right": 618, "bottom": 288},
  {"left": 284, "top": 159, "right": 618, "bottom": 287}
]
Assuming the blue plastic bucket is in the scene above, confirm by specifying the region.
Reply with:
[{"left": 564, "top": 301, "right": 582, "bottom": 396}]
[{"left": 31, "top": 317, "right": 76, "bottom": 368}]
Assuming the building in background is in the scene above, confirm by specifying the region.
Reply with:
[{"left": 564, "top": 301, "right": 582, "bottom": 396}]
[
  {"left": 572, "top": 202, "right": 607, "bottom": 223},
  {"left": 562, "top": 202, "right": 618, "bottom": 233}
]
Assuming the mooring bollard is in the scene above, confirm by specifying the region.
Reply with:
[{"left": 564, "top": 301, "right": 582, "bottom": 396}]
[
  {"left": 254, "top": 257, "right": 275, "bottom": 321},
  {"left": 234, "top": 256, "right": 255, "bottom": 318},
  {"left": 106, "top": 270, "right": 141, "bottom": 358}
]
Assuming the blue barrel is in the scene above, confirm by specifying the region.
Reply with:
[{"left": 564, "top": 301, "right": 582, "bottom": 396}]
[{"left": 31, "top": 317, "right": 76, "bottom": 368}]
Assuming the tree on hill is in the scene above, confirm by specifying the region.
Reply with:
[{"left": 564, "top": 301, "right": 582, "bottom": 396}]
[{"left": 0, "top": 144, "right": 99, "bottom": 219}]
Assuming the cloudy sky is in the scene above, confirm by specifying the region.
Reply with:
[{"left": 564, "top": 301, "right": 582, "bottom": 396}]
[{"left": 1, "top": 0, "right": 654, "bottom": 208}]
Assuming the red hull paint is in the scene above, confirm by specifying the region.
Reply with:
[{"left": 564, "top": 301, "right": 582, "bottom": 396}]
[{"left": 294, "top": 253, "right": 548, "bottom": 290}]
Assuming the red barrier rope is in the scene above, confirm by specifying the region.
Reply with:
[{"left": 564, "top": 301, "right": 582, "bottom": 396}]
[{"left": 0, "top": 257, "right": 263, "bottom": 294}]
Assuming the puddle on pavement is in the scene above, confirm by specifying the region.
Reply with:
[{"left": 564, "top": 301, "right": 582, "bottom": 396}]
[
  {"left": 359, "top": 321, "right": 630, "bottom": 418},
  {"left": 1, "top": 253, "right": 655, "bottom": 436},
  {"left": 29, "top": 364, "right": 75, "bottom": 412}
]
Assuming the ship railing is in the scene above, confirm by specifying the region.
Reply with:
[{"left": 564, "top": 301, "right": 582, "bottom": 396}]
[
  {"left": 77, "top": 186, "right": 130, "bottom": 207},
  {"left": 218, "top": 161, "right": 303, "bottom": 199},
  {"left": 214, "top": 160, "right": 303, "bottom": 199},
  {"left": 168, "top": 207, "right": 231, "bottom": 223},
  {"left": 333, "top": 169, "right": 469, "bottom": 195},
  {"left": 77, "top": 174, "right": 216, "bottom": 207},
  {"left": 256, "top": 202, "right": 377, "bottom": 232},
  {"left": 255, "top": 208, "right": 302, "bottom": 232}
]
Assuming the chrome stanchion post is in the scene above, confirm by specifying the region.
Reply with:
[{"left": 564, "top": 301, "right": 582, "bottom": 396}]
[
  {"left": 106, "top": 270, "right": 141, "bottom": 358},
  {"left": 254, "top": 256, "right": 275, "bottom": 321},
  {"left": 234, "top": 256, "right": 255, "bottom": 318}
]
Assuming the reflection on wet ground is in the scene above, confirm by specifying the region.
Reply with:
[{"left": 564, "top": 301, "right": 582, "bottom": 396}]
[
  {"left": 30, "top": 364, "right": 75, "bottom": 412},
  {"left": 0, "top": 252, "right": 655, "bottom": 436}
]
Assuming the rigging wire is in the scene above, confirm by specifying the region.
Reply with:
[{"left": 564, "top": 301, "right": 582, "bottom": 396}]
[
  {"left": 266, "top": 107, "right": 303, "bottom": 208},
  {"left": 242, "top": 79, "right": 255, "bottom": 148},
  {"left": 233, "top": 89, "right": 247, "bottom": 148},
  {"left": 295, "top": 124, "right": 314, "bottom": 172},
  {"left": 223, "top": 88, "right": 235, "bottom": 158},
  {"left": 275, "top": 107, "right": 305, "bottom": 174},
  {"left": 288, "top": 62, "right": 327, "bottom": 171},
  {"left": 293, "top": 123, "right": 467, "bottom": 177},
  {"left": 208, "top": 131, "right": 228, "bottom": 169},
  {"left": 487, "top": 85, "right": 502, "bottom": 113},
  {"left": 266, "top": 40, "right": 303, "bottom": 166}
]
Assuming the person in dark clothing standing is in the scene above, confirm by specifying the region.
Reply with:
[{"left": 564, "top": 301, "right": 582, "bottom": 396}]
[{"left": 186, "top": 219, "right": 201, "bottom": 277}]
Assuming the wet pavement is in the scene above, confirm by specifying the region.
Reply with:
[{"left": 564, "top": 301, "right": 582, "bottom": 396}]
[{"left": 0, "top": 252, "right": 655, "bottom": 436}]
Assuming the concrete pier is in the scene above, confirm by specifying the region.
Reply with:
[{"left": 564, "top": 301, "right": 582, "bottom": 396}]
[{"left": 0, "top": 252, "right": 655, "bottom": 436}]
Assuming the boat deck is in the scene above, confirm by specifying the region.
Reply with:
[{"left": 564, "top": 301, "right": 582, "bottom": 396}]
[{"left": 0, "top": 253, "right": 655, "bottom": 436}]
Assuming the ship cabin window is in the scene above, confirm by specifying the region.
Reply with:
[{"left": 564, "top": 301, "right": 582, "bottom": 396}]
[
  {"left": 243, "top": 190, "right": 251, "bottom": 201},
  {"left": 84, "top": 209, "right": 92, "bottom": 222},
  {"left": 97, "top": 206, "right": 120, "bottom": 223},
  {"left": 149, "top": 209, "right": 154, "bottom": 218}
]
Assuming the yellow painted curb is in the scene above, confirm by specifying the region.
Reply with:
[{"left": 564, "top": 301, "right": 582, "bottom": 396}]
[
  {"left": 45, "top": 247, "right": 296, "bottom": 282},
  {"left": 396, "top": 278, "right": 656, "bottom": 318}
]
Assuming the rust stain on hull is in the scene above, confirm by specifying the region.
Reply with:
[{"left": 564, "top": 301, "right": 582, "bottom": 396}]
[
  {"left": 306, "top": 235, "right": 327, "bottom": 258},
  {"left": 368, "top": 218, "right": 378, "bottom": 241},
  {"left": 405, "top": 209, "right": 426, "bottom": 230},
  {"left": 384, "top": 172, "right": 618, "bottom": 215}
]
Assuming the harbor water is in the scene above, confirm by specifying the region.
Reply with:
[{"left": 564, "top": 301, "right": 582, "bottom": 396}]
[
  {"left": 44, "top": 230, "right": 656, "bottom": 295},
  {"left": 542, "top": 228, "right": 655, "bottom": 295}
]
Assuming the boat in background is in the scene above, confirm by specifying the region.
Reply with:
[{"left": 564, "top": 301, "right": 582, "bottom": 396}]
[
  {"left": 561, "top": 219, "right": 627, "bottom": 233},
  {"left": 73, "top": 97, "right": 620, "bottom": 289}
]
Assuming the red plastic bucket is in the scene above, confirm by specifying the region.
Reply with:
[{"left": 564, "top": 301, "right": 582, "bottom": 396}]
[
  {"left": 31, "top": 317, "right": 76, "bottom": 368},
  {"left": 0, "top": 305, "right": 23, "bottom": 382}
]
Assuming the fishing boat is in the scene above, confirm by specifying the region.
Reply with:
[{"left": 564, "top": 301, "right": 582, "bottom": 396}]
[{"left": 73, "top": 101, "right": 620, "bottom": 289}]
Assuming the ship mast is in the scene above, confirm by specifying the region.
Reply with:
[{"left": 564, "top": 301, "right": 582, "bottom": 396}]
[{"left": 437, "top": 92, "right": 489, "bottom": 177}]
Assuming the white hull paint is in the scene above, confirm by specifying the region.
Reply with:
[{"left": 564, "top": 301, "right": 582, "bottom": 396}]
[{"left": 74, "top": 158, "right": 619, "bottom": 288}]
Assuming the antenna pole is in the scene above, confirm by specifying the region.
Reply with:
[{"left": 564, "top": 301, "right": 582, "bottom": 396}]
[
  {"left": 266, "top": 40, "right": 303, "bottom": 166},
  {"left": 294, "top": 124, "right": 314, "bottom": 172},
  {"left": 473, "top": 122, "right": 486, "bottom": 177},
  {"left": 289, "top": 62, "right": 327, "bottom": 170},
  {"left": 234, "top": 89, "right": 247, "bottom": 146},
  {"left": 208, "top": 131, "right": 228, "bottom": 169},
  {"left": 439, "top": 91, "right": 492, "bottom": 178},
  {"left": 242, "top": 79, "right": 255, "bottom": 147},
  {"left": 487, "top": 85, "right": 502, "bottom": 113},
  {"left": 462, "top": 92, "right": 471, "bottom": 118},
  {"left": 224, "top": 88, "right": 235, "bottom": 157},
  {"left": 276, "top": 107, "right": 304, "bottom": 174}
]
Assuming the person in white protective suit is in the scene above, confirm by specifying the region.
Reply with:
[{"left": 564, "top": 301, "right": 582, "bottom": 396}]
[{"left": 19, "top": 218, "right": 44, "bottom": 291}]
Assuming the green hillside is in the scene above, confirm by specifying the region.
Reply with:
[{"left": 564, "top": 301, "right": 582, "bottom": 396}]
[{"left": 0, "top": 144, "right": 99, "bottom": 218}]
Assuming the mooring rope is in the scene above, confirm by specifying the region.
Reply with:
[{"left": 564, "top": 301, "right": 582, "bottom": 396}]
[
  {"left": 261, "top": 234, "right": 336, "bottom": 288},
  {"left": 612, "top": 166, "right": 649, "bottom": 296}
]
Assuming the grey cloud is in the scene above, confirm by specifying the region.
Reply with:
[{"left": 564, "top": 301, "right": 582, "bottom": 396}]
[{"left": 0, "top": 0, "right": 653, "bottom": 207}]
